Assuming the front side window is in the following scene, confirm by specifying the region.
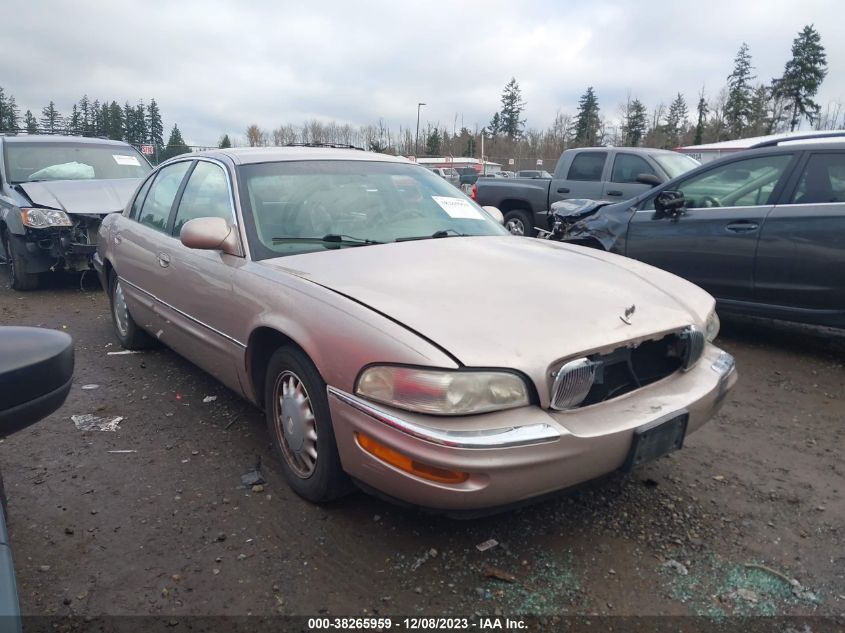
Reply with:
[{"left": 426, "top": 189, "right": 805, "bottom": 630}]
[
  {"left": 611, "top": 154, "right": 657, "bottom": 183},
  {"left": 137, "top": 161, "right": 191, "bottom": 232},
  {"left": 789, "top": 153, "right": 845, "bottom": 204},
  {"left": 171, "top": 162, "right": 233, "bottom": 236},
  {"left": 238, "top": 160, "right": 508, "bottom": 259},
  {"left": 567, "top": 152, "right": 606, "bottom": 181},
  {"left": 4, "top": 142, "right": 151, "bottom": 184},
  {"left": 643, "top": 154, "right": 793, "bottom": 210}
]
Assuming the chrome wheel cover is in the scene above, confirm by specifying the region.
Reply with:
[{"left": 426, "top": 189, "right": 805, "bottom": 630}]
[
  {"left": 273, "top": 370, "right": 318, "bottom": 478},
  {"left": 505, "top": 218, "right": 525, "bottom": 235},
  {"left": 112, "top": 280, "right": 130, "bottom": 337}
]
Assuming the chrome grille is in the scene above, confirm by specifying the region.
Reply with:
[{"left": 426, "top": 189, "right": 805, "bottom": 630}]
[
  {"left": 681, "top": 326, "right": 705, "bottom": 370},
  {"left": 550, "top": 358, "right": 598, "bottom": 410}
]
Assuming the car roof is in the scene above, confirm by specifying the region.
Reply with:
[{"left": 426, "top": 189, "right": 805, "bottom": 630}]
[
  {"left": 187, "top": 147, "right": 414, "bottom": 166},
  {"left": 1, "top": 135, "right": 134, "bottom": 147}
]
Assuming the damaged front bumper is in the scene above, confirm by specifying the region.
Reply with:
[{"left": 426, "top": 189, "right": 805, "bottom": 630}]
[{"left": 20, "top": 215, "right": 102, "bottom": 274}]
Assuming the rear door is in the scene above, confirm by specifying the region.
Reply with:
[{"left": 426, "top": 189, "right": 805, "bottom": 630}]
[
  {"left": 626, "top": 152, "right": 796, "bottom": 301},
  {"left": 754, "top": 150, "right": 845, "bottom": 322},
  {"left": 549, "top": 150, "right": 608, "bottom": 205},
  {"left": 111, "top": 160, "right": 193, "bottom": 332},
  {"left": 602, "top": 152, "right": 660, "bottom": 201}
]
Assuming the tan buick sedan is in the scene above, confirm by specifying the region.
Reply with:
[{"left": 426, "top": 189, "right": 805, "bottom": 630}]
[{"left": 94, "top": 147, "right": 736, "bottom": 512}]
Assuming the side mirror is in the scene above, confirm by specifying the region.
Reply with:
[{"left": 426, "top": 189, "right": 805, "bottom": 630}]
[
  {"left": 653, "top": 190, "right": 686, "bottom": 220},
  {"left": 482, "top": 206, "right": 504, "bottom": 225},
  {"left": 636, "top": 173, "right": 662, "bottom": 187},
  {"left": 180, "top": 217, "right": 242, "bottom": 256},
  {"left": 0, "top": 327, "right": 74, "bottom": 436}
]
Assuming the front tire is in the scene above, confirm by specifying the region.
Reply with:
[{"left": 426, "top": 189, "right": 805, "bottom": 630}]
[
  {"left": 108, "top": 270, "right": 152, "bottom": 349},
  {"left": 503, "top": 209, "right": 535, "bottom": 237},
  {"left": 264, "top": 347, "right": 349, "bottom": 503},
  {"left": 3, "top": 232, "right": 39, "bottom": 291}
]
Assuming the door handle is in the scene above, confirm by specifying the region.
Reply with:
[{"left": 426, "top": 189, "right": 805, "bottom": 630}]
[
  {"left": 557, "top": 187, "right": 570, "bottom": 194},
  {"left": 606, "top": 190, "right": 623, "bottom": 196},
  {"left": 725, "top": 221, "right": 759, "bottom": 233},
  {"left": 157, "top": 252, "right": 171, "bottom": 267}
]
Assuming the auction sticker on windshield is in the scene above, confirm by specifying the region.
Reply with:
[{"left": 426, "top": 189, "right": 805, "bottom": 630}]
[
  {"left": 432, "top": 195, "right": 483, "bottom": 219},
  {"left": 113, "top": 154, "right": 141, "bottom": 166}
]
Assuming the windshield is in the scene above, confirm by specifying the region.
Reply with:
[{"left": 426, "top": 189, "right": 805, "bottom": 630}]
[
  {"left": 239, "top": 160, "right": 508, "bottom": 259},
  {"left": 5, "top": 142, "right": 152, "bottom": 184},
  {"left": 652, "top": 152, "right": 700, "bottom": 179}
]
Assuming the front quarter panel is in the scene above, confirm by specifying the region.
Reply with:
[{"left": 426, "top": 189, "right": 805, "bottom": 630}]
[{"left": 234, "top": 261, "right": 460, "bottom": 400}]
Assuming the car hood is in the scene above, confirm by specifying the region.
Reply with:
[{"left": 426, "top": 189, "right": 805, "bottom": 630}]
[
  {"left": 261, "top": 236, "right": 713, "bottom": 371},
  {"left": 17, "top": 179, "right": 141, "bottom": 215}
]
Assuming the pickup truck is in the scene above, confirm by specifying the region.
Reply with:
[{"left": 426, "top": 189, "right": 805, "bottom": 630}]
[{"left": 472, "top": 146, "right": 699, "bottom": 235}]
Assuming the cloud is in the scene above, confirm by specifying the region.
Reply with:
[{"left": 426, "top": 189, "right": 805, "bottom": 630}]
[{"left": 2, "top": 0, "right": 842, "bottom": 144}]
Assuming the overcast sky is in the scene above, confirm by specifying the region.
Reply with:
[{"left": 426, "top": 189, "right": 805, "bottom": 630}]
[{"left": 3, "top": 0, "right": 843, "bottom": 145}]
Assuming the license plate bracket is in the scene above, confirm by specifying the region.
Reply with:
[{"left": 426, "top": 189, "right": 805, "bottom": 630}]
[{"left": 622, "top": 412, "right": 689, "bottom": 472}]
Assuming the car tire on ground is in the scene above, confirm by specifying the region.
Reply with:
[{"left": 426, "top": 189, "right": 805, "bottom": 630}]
[
  {"left": 108, "top": 270, "right": 153, "bottom": 350},
  {"left": 264, "top": 346, "right": 350, "bottom": 503},
  {"left": 503, "top": 210, "right": 535, "bottom": 237},
  {"left": 3, "top": 231, "right": 39, "bottom": 291}
]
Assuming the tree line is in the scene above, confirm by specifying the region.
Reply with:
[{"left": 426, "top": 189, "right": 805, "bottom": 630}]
[
  {"left": 0, "top": 90, "right": 190, "bottom": 162},
  {"left": 238, "top": 24, "right": 832, "bottom": 166}
]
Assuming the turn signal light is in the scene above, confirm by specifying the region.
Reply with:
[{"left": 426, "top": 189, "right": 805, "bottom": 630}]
[{"left": 355, "top": 432, "right": 469, "bottom": 484}]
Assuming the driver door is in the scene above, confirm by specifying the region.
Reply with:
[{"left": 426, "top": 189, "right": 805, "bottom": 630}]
[{"left": 625, "top": 153, "right": 795, "bottom": 301}]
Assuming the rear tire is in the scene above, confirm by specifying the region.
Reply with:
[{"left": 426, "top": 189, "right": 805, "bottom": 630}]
[
  {"left": 503, "top": 210, "right": 535, "bottom": 237},
  {"left": 108, "top": 270, "right": 153, "bottom": 349},
  {"left": 3, "top": 231, "right": 39, "bottom": 291},
  {"left": 264, "top": 346, "right": 349, "bottom": 503}
]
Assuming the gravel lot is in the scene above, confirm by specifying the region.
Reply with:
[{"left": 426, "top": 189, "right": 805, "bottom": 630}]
[{"left": 1, "top": 273, "right": 843, "bottom": 619}]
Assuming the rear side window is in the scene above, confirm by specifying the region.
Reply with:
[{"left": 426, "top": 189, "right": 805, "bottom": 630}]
[
  {"left": 138, "top": 161, "right": 191, "bottom": 232},
  {"left": 789, "top": 153, "right": 845, "bottom": 204},
  {"left": 611, "top": 154, "right": 657, "bottom": 183},
  {"left": 129, "top": 176, "right": 154, "bottom": 219},
  {"left": 567, "top": 152, "right": 606, "bottom": 181},
  {"left": 171, "top": 162, "right": 233, "bottom": 236}
]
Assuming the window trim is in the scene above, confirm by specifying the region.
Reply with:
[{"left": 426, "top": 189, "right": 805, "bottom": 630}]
[
  {"left": 566, "top": 151, "right": 608, "bottom": 182},
  {"left": 170, "top": 159, "right": 239, "bottom": 238}
]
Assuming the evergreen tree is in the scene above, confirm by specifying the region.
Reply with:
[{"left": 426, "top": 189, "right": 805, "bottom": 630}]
[
  {"left": 622, "top": 98, "right": 648, "bottom": 146},
  {"left": 100, "top": 102, "right": 111, "bottom": 139},
  {"left": 68, "top": 104, "right": 83, "bottom": 136},
  {"left": 747, "top": 84, "right": 772, "bottom": 136},
  {"left": 693, "top": 89, "right": 709, "bottom": 145},
  {"left": 123, "top": 101, "right": 135, "bottom": 142},
  {"left": 40, "top": 101, "right": 63, "bottom": 133},
  {"left": 108, "top": 102, "right": 124, "bottom": 140},
  {"left": 161, "top": 124, "right": 189, "bottom": 160},
  {"left": 772, "top": 25, "right": 828, "bottom": 131},
  {"left": 573, "top": 87, "right": 601, "bottom": 146},
  {"left": 725, "top": 43, "right": 756, "bottom": 138},
  {"left": 0, "top": 87, "right": 7, "bottom": 131},
  {"left": 146, "top": 98, "right": 164, "bottom": 146},
  {"left": 425, "top": 128, "right": 442, "bottom": 156},
  {"left": 487, "top": 112, "right": 501, "bottom": 137},
  {"left": 458, "top": 127, "right": 476, "bottom": 157},
  {"left": 135, "top": 103, "right": 148, "bottom": 144},
  {"left": 79, "top": 95, "right": 92, "bottom": 136},
  {"left": 24, "top": 110, "right": 38, "bottom": 134},
  {"left": 664, "top": 93, "right": 689, "bottom": 147},
  {"left": 498, "top": 78, "right": 526, "bottom": 140},
  {"left": 4, "top": 95, "right": 19, "bottom": 132},
  {"left": 218, "top": 134, "right": 232, "bottom": 148},
  {"left": 92, "top": 99, "right": 103, "bottom": 136}
]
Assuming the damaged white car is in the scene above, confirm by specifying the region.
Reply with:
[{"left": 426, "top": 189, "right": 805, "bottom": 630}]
[{"left": 0, "top": 135, "right": 151, "bottom": 290}]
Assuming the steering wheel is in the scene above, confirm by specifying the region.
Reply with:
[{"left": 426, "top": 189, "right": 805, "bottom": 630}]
[{"left": 700, "top": 195, "right": 722, "bottom": 208}]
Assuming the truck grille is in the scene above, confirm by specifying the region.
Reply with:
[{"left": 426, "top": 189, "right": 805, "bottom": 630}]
[{"left": 550, "top": 327, "right": 704, "bottom": 410}]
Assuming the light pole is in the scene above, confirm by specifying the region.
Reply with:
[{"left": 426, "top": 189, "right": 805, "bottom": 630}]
[{"left": 415, "top": 102, "right": 426, "bottom": 157}]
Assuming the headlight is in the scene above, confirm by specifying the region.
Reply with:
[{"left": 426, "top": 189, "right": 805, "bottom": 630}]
[
  {"left": 20, "top": 208, "right": 73, "bottom": 229},
  {"left": 705, "top": 309, "right": 720, "bottom": 342},
  {"left": 356, "top": 366, "right": 530, "bottom": 415}
]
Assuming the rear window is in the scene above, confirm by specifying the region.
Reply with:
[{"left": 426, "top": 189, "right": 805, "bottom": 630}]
[
  {"left": 4, "top": 141, "right": 152, "bottom": 184},
  {"left": 567, "top": 152, "right": 606, "bottom": 181}
]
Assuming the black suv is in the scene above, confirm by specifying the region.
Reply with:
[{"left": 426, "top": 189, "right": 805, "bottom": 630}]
[
  {"left": 562, "top": 134, "right": 845, "bottom": 329},
  {"left": 0, "top": 135, "right": 151, "bottom": 290}
]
